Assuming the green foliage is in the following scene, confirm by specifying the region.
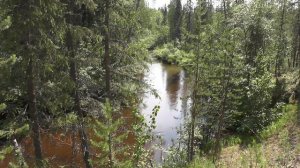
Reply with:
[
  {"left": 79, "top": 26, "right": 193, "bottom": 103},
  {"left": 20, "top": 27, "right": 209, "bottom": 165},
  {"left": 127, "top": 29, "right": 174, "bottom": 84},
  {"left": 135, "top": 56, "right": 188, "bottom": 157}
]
[
  {"left": 0, "top": 0, "right": 298, "bottom": 166},
  {"left": 168, "top": 0, "right": 182, "bottom": 41},
  {"left": 131, "top": 106, "right": 157, "bottom": 167},
  {"left": 237, "top": 71, "right": 276, "bottom": 133},
  {"left": 160, "top": 1, "right": 294, "bottom": 165},
  {"left": 189, "top": 104, "right": 298, "bottom": 167},
  {"left": 91, "top": 99, "right": 132, "bottom": 167},
  {"left": 0, "top": 146, "right": 13, "bottom": 161},
  {"left": 163, "top": 145, "right": 188, "bottom": 168},
  {"left": 222, "top": 104, "right": 296, "bottom": 147},
  {"left": 153, "top": 43, "right": 194, "bottom": 65},
  {"left": 232, "top": 0, "right": 278, "bottom": 134},
  {"left": 260, "top": 104, "right": 297, "bottom": 139},
  {"left": 0, "top": 103, "right": 6, "bottom": 112},
  {"left": 187, "top": 157, "right": 215, "bottom": 168}
]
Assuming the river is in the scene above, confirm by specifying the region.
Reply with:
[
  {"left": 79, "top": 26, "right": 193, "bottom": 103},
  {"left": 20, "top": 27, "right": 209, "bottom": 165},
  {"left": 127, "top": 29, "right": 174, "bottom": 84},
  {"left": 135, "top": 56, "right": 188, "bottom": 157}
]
[
  {"left": 141, "top": 62, "right": 190, "bottom": 162},
  {"left": 0, "top": 62, "right": 190, "bottom": 167}
]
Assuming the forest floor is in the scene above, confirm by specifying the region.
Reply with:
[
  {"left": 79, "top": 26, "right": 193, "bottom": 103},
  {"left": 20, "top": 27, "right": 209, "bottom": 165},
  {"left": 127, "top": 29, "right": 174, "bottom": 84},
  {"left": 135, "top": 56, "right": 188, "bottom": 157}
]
[{"left": 189, "top": 104, "right": 300, "bottom": 168}]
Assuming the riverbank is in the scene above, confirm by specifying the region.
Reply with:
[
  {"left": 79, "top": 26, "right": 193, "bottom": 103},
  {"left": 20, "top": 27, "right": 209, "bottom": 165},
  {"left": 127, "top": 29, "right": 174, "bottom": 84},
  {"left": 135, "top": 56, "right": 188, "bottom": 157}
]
[
  {"left": 188, "top": 104, "right": 300, "bottom": 167},
  {"left": 152, "top": 43, "right": 194, "bottom": 66},
  {"left": 0, "top": 62, "right": 189, "bottom": 167}
]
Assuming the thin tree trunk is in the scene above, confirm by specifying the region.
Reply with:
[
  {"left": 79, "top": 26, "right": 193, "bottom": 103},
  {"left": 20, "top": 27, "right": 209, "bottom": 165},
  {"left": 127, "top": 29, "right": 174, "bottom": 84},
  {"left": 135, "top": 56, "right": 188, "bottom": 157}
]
[
  {"left": 79, "top": 125, "right": 91, "bottom": 168},
  {"left": 189, "top": 115, "right": 196, "bottom": 161},
  {"left": 187, "top": 3, "right": 203, "bottom": 161},
  {"left": 214, "top": 70, "right": 228, "bottom": 161},
  {"left": 27, "top": 57, "right": 43, "bottom": 167},
  {"left": 104, "top": 1, "right": 113, "bottom": 167},
  {"left": 214, "top": 7, "right": 231, "bottom": 161},
  {"left": 297, "top": 2, "right": 300, "bottom": 68},
  {"left": 70, "top": 54, "right": 92, "bottom": 168},
  {"left": 104, "top": 0, "right": 111, "bottom": 98},
  {"left": 188, "top": 41, "right": 201, "bottom": 162},
  {"left": 174, "top": 0, "right": 182, "bottom": 41},
  {"left": 71, "top": 125, "right": 77, "bottom": 168},
  {"left": 292, "top": 0, "right": 300, "bottom": 68},
  {"left": 68, "top": 29, "right": 92, "bottom": 168},
  {"left": 26, "top": 1, "right": 43, "bottom": 166},
  {"left": 222, "top": 0, "right": 227, "bottom": 20},
  {"left": 187, "top": 0, "right": 192, "bottom": 33},
  {"left": 275, "top": 0, "right": 287, "bottom": 78},
  {"left": 187, "top": 123, "right": 191, "bottom": 161}
]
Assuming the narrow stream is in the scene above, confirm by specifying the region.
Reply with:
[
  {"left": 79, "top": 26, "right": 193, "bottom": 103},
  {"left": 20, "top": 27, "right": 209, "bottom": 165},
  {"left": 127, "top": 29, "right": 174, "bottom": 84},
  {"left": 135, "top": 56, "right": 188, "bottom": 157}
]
[{"left": 141, "top": 62, "right": 190, "bottom": 162}]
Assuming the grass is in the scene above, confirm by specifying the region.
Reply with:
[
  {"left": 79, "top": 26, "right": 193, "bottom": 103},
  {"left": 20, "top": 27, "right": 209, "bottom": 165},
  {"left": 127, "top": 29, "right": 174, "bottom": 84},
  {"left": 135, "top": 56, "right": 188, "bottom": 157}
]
[
  {"left": 260, "top": 104, "right": 297, "bottom": 139},
  {"left": 189, "top": 104, "right": 300, "bottom": 168},
  {"left": 222, "top": 104, "right": 298, "bottom": 147}
]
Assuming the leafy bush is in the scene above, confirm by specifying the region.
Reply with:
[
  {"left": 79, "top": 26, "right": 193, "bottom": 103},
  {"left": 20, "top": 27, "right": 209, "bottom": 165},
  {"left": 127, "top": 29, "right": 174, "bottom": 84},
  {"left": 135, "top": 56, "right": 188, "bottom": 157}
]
[{"left": 152, "top": 43, "right": 194, "bottom": 65}]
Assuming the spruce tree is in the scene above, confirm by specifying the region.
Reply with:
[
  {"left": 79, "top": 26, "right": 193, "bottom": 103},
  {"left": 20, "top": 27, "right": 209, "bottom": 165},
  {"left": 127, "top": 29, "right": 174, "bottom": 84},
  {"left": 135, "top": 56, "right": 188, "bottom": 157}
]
[{"left": 0, "top": 0, "right": 64, "bottom": 166}]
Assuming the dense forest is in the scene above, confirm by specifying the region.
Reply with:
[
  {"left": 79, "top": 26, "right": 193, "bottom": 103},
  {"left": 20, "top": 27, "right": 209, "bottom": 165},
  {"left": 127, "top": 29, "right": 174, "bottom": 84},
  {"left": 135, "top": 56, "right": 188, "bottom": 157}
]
[{"left": 0, "top": 0, "right": 300, "bottom": 167}]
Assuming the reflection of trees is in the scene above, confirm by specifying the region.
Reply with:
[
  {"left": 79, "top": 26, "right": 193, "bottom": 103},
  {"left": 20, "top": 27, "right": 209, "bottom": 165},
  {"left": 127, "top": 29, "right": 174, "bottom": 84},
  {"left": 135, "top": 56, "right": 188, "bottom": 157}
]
[
  {"left": 180, "top": 71, "right": 189, "bottom": 118},
  {"left": 165, "top": 65, "right": 181, "bottom": 108}
]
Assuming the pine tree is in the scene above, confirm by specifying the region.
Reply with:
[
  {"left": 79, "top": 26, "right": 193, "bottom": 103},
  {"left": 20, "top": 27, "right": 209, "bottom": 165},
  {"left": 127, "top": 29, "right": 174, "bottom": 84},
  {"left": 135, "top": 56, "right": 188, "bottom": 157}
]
[
  {"left": 291, "top": 0, "right": 300, "bottom": 68},
  {"left": 186, "top": 0, "right": 193, "bottom": 33},
  {"left": 234, "top": 0, "right": 276, "bottom": 133},
  {"left": 0, "top": 0, "right": 65, "bottom": 166},
  {"left": 91, "top": 99, "right": 131, "bottom": 167},
  {"left": 168, "top": 0, "right": 182, "bottom": 41},
  {"left": 275, "top": 0, "right": 287, "bottom": 78},
  {"left": 64, "top": 1, "right": 98, "bottom": 167}
]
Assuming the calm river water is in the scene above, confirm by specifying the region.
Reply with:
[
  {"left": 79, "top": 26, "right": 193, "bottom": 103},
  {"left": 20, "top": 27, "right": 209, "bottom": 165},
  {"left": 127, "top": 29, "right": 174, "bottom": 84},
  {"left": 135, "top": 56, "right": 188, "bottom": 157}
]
[
  {"left": 141, "top": 62, "right": 190, "bottom": 162},
  {"left": 0, "top": 62, "right": 190, "bottom": 167}
]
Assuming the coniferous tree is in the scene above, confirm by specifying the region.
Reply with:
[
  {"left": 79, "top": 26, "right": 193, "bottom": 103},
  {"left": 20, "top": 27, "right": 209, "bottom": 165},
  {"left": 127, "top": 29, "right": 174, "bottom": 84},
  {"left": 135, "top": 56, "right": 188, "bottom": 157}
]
[
  {"left": 63, "top": 1, "right": 99, "bottom": 167},
  {"left": 186, "top": 0, "right": 193, "bottom": 33},
  {"left": 291, "top": 0, "right": 300, "bottom": 68},
  {"left": 275, "top": 0, "right": 287, "bottom": 78},
  {"left": 162, "top": 6, "right": 168, "bottom": 26},
  {"left": 168, "top": 0, "right": 182, "bottom": 41},
  {"left": 0, "top": 0, "right": 65, "bottom": 166}
]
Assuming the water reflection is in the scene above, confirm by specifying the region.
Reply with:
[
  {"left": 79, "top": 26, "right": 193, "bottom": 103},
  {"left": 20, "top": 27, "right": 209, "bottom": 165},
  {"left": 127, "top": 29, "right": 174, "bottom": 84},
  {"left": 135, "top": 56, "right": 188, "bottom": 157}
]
[
  {"left": 165, "top": 65, "right": 181, "bottom": 108},
  {"left": 141, "top": 62, "right": 190, "bottom": 163},
  {"left": 0, "top": 62, "right": 190, "bottom": 167}
]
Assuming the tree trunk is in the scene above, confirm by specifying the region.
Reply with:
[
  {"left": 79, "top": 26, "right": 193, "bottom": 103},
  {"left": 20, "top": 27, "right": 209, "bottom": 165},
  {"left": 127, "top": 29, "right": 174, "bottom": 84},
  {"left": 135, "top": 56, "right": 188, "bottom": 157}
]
[
  {"left": 104, "top": 1, "right": 113, "bottom": 167},
  {"left": 26, "top": 1, "right": 43, "bottom": 166},
  {"left": 174, "top": 0, "right": 182, "bottom": 41},
  {"left": 187, "top": 0, "right": 192, "bottom": 33},
  {"left": 27, "top": 57, "right": 43, "bottom": 167},
  {"left": 68, "top": 29, "right": 92, "bottom": 168},
  {"left": 292, "top": 0, "right": 300, "bottom": 68},
  {"left": 71, "top": 125, "right": 77, "bottom": 168},
  {"left": 188, "top": 114, "right": 196, "bottom": 161},
  {"left": 214, "top": 73, "right": 228, "bottom": 161},
  {"left": 104, "top": 0, "right": 111, "bottom": 99},
  {"left": 214, "top": 8, "right": 231, "bottom": 161},
  {"left": 188, "top": 41, "right": 201, "bottom": 162},
  {"left": 222, "top": 0, "right": 227, "bottom": 20},
  {"left": 136, "top": 0, "right": 141, "bottom": 10},
  {"left": 275, "top": 0, "right": 287, "bottom": 78}
]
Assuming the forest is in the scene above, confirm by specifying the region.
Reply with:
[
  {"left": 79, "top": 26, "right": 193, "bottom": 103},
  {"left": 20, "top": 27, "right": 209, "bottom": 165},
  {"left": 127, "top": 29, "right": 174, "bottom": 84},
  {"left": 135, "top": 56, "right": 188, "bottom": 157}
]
[{"left": 0, "top": 0, "right": 300, "bottom": 167}]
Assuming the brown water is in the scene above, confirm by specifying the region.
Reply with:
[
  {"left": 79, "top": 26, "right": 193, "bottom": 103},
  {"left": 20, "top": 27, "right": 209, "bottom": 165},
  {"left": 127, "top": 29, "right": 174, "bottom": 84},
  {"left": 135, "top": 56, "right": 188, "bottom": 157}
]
[
  {"left": 0, "top": 62, "right": 190, "bottom": 167},
  {"left": 141, "top": 62, "right": 190, "bottom": 162}
]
